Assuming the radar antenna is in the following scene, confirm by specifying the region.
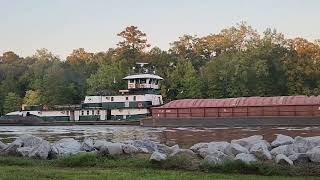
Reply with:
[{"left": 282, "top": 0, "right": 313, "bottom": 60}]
[{"left": 136, "top": 62, "right": 149, "bottom": 67}]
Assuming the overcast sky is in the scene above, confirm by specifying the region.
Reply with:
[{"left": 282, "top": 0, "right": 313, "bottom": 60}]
[{"left": 1, "top": 0, "right": 319, "bottom": 59}]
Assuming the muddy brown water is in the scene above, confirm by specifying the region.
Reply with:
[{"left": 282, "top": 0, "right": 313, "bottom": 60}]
[{"left": 0, "top": 125, "right": 319, "bottom": 148}]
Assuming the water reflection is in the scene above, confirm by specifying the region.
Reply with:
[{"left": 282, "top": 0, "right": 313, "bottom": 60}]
[{"left": 0, "top": 125, "right": 320, "bottom": 147}]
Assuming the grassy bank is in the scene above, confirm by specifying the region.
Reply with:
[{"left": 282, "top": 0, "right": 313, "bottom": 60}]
[{"left": 0, "top": 153, "right": 318, "bottom": 180}]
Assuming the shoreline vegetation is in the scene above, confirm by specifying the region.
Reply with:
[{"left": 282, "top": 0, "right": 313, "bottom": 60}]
[
  {"left": 1, "top": 134, "right": 320, "bottom": 179},
  {"left": 0, "top": 154, "right": 317, "bottom": 180}
]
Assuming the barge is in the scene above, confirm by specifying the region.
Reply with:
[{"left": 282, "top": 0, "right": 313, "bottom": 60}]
[{"left": 141, "top": 96, "right": 320, "bottom": 127}]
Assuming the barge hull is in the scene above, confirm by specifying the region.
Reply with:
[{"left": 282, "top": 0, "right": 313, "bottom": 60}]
[{"left": 140, "top": 117, "right": 320, "bottom": 127}]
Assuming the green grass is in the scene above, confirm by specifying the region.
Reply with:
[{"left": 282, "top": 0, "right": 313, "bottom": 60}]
[{"left": 0, "top": 154, "right": 318, "bottom": 180}]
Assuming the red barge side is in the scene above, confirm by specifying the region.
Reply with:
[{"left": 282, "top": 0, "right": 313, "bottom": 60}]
[{"left": 141, "top": 95, "right": 320, "bottom": 127}]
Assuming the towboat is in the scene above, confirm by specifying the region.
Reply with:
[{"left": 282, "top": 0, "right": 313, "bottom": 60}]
[{"left": 1, "top": 63, "right": 164, "bottom": 124}]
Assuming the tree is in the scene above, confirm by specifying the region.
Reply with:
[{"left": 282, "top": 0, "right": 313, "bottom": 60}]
[
  {"left": 116, "top": 26, "right": 150, "bottom": 65},
  {"left": 32, "top": 48, "right": 60, "bottom": 62},
  {"left": 283, "top": 38, "right": 320, "bottom": 95},
  {"left": 0, "top": 51, "right": 20, "bottom": 63},
  {"left": 23, "top": 90, "right": 42, "bottom": 106},
  {"left": 3, "top": 92, "right": 21, "bottom": 114},
  {"left": 166, "top": 59, "right": 202, "bottom": 99},
  {"left": 117, "top": 26, "right": 150, "bottom": 51},
  {"left": 86, "top": 61, "right": 126, "bottom": 95},
  {"left": 66, "top": 48, "right": 97, "bottom": 80}
]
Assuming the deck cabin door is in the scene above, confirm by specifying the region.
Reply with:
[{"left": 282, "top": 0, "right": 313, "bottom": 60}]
[
  {"left": 100, "top": 110, "right": 106, "bottom": 120},
  {"left": 69, "top": 110, "right": 75, "bottom": 121},
  {"left": 125, "top": 96, "right": 130, "bottom": 108}
]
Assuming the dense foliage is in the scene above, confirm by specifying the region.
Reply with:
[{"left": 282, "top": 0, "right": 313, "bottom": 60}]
[{"left": 0, "top": 23, "right": 320, "bottom": 115}]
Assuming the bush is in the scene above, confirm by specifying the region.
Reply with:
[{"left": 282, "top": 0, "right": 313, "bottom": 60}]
[
  {"left": 54, "top": 153, "right": 151, "bottom": 169},
  {"left": 154, "top": 152, "right": 200, "bottom": 170}
]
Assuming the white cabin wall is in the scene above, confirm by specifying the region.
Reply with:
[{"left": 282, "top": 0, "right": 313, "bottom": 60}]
[
  {"left": 145, "top": 94, "right": 163, "bottom": 106},
  {"left": 111, "top": 108, "right": 149, "bottom": 115},
  {"left": 83, "top": 96, "right": 102, "bottom": 104}
]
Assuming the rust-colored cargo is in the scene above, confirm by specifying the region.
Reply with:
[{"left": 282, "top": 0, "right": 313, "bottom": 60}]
[{"left": 152, "top": 95, "right": 320, "bottom": 119}]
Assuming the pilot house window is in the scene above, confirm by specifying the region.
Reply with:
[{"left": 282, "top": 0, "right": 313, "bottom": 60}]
[{"left": 140, "top": 79, "right": 146, "bottom": 84}]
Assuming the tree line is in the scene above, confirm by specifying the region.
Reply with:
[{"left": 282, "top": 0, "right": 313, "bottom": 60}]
[{"left": 1, "top": 23, "right": 319, "bottom": 115}]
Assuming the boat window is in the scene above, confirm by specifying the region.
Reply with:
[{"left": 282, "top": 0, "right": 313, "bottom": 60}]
[
  {"left": 106, "top": 97, "right": 110, "bottom": 100},
  {"left": 87, "top": 110, "right": 89, "bottom": 115},
  {"left": 92, "top": 110, "right": 94, "bottom": 115},
  {"left": 133, "top": 96, "right": 136, "bottom": 101},
  {"left": 155, "top": 80, "right": 158, "bottom": 85},
  {"left": 126, "top": 97, "right": 129, "bottom": 100},
  {"left": 140, "top": 79, "right": 146, "bottom": 84},
  {"left": 129, "top": 79, "right": 134, "bottom": 83},
  {"left": 149, "top": 79, "right": 152, "bottom": 84},
  {"left": 81, "top": 111, "right": 84, "bottom": 116},
  {"left": 66, "top": 111, "right": 69, "bottom": 115},
  {"left": 97, "top": 110, "right": 100, "bottom": 115},
  {"left": 111, "top": 97, "right": 114, "bottom": 101}
]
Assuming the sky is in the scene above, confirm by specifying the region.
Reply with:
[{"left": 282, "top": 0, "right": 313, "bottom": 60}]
[{"left": 1, "top": 0, "right": 320, "bottom": 59}]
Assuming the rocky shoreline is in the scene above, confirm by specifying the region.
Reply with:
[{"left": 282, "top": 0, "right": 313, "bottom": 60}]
[{"left": 0, "top": 134, "right": 320, "bottom": 167}]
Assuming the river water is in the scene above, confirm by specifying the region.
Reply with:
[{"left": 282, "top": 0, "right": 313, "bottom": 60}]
[{"left": 1, "top": 125, "right": 320, "bottom": 147}]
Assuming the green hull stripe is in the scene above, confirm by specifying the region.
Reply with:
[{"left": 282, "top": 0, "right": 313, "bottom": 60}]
[{"left": 79, "top": 115, "right": 100, "bottom": 121}]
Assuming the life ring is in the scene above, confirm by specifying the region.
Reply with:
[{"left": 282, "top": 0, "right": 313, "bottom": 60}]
[{"left": 138, "top": 102, "right": 143, "bottom": 108}]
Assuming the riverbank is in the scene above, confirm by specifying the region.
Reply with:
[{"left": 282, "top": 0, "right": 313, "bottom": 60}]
[
  {"left": 0, "top": 154, "right": 316, "bottom": 180},
  {"left": 1, "top": 134, "right": 320, "bottom": 179}
]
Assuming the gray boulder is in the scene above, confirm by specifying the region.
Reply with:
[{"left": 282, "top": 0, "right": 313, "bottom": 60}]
[
  {"left": 81, "top": 138, "right": 95, "bottom": 152},
  {"left": 150, "top": 151, "right": 167, "bottom": 162},
  {"left": 224, "top": 143, "right": 249, "bottom": 157},
  {"left": 28, "top": 140, "right": 51, "bottom": 159},
  {"left": 190, "top": 143, "right": 208, "bottom": 153},
  {"left": 16, "top": 140, "right": 51, "bottom": 160},
  {"left": 207, "top": 141, "right": 230, "bottom": 152},
  {"left": 108, "top": 143, "right": 124, "bottom": 155},
  {"left": 203, "top": 151, "right": 233, "bottom": 164},
  {"left": 157, "top": 144, "right": 180, "bottom": 155},
  {"left": 234, "top": 153, "right": 258, "bottom": 163},
  {"left": 1, "top": 141, "right": 21, "bottom": 155},
  {"left": 305, "top": 136, "right": 320, "bottom": 148},
  {"left": 292, "top": 136, "right": 311, "bottom": 153},
  {"left": 1, "top": 135, "right": 47, "bottom": 156},
  {"left": 249, "top": 141, "right": 272, "bottom": 160},
  {"left": 50, "top": 138, "right": 81, "bottom": 158},
  {"left": 123, "top": 144, "right": 139, "bottom": 154},
  {"left": 270, "top": 145, "right": 295, "bottom": 157},
  {"left": 306, "top": 146, "right": 320, "bottom": 162},
  {"left": 16, "top": 147, "right": 33, "bottom": 157},
  {"left": 0, "top": 141, "right": 7, "bottom": 150},
  {"left": 231, "top": 135, "right": 263, "bottom": 149},
  {"left": 271, "top": 134, "right": 294, "bottom": 148},
  {"left": 288, "top": 153, "right": 309, "bottom": 164},
  {"left": 132, "top": 139, "right": 158, "bottom": 153},
  {"left": 93, "top": 139, "right": 110, "bottom": 150},
  {"left": 14, "top": 134, "right": 43, "bottom": 148},
  {"left": 275, "top": 154, "right": 293, "bottom": 165}
]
